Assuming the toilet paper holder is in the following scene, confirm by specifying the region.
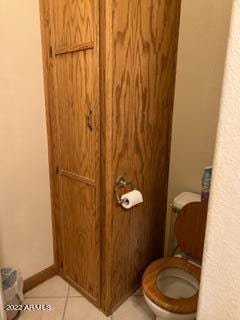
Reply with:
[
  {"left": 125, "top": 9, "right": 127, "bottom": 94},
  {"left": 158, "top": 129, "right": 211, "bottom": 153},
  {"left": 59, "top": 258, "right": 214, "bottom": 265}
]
[{"left": 115, "top": 176, "right": 133, "bottom": 204}]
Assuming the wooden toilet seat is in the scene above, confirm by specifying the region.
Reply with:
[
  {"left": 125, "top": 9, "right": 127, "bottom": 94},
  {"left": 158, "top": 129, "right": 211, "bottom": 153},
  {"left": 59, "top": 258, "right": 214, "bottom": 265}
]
[{"left": 142, "top": 257, "right": 201, "bottom": 314}]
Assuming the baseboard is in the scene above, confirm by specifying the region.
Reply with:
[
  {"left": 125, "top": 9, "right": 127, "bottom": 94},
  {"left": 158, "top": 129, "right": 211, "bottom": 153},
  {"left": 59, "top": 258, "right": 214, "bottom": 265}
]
[{"left": 23, "top": 265, "right": 57, "bottom": 293}]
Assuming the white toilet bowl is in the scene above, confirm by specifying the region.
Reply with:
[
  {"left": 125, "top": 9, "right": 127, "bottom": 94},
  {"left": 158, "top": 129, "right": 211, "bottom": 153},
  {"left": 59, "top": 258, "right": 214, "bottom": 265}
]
[
  {"left": 143, "top": 261, "right": 199, "bottom": 319},
  {"left": 144, "top": 293, "right": 196, "bottom": 320},
  {"left": 142, "top": 200, "right": 207, "bottom": 320}
]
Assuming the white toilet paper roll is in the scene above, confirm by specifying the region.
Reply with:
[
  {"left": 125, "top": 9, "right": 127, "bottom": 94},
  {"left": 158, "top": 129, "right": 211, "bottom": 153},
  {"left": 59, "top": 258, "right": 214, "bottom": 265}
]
[{"left": 120, "top": 190, "right": 143, "bottom": 209}]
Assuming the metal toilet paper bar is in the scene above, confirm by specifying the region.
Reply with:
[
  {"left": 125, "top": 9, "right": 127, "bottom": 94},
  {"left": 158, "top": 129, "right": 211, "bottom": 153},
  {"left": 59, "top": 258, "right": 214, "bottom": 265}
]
[{"left": 115, "top": 176, "right": 133, "bottom": 205}]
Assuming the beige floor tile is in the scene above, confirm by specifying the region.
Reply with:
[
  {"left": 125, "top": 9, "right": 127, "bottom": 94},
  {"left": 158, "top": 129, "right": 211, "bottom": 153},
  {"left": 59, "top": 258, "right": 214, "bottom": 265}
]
[
  {"left": 113, "top": 296, "right": 154, "bottom": 320},
  {"left": 133, "top": 287, "right": 143, "bottom": 296},
  {"left": 68, "top": 286, "right": 82, "bottom": 297},
  {"left": 25, "top": 276, "right": 69, "bottom": 298},
  {"left": 21, "top": 298, "right": 66, "bottom": 320},
  {"left": 64, "top": 297, "right": 109, "bottom": 320}
]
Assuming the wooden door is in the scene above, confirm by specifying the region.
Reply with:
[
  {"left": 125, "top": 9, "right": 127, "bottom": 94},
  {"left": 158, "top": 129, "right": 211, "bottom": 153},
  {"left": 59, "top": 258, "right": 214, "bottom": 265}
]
[
  {"left": 101, "top": 0, "right": 181, "bottom": 312},
  {"left": 40, "top": 0, "right": 100, "bottom": 304}
]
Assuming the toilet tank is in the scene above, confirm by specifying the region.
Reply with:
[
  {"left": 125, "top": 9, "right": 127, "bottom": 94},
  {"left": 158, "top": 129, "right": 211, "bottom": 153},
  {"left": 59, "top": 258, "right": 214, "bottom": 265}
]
[{"left": 172, "top": 192, "right": 201, "bottom": 213}]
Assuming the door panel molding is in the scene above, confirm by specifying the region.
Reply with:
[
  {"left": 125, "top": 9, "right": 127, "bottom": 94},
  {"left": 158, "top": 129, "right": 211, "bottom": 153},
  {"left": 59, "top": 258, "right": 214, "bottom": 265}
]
[
  {"left": 55, "top": 41, "right": 95, "bottom": 56},
  {"left": 61, "top": 170, "right": 96, "bottom": 186}
]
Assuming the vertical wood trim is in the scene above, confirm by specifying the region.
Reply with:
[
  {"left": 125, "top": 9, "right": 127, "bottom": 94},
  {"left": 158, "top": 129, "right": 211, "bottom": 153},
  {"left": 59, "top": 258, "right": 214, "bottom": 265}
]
[
  {"left": 164, "top": 2, "right": 183, "bottom": 258},
  {"left": 99, "top": 0, "right": 113, "bottom": 314},
  {"left": 94, "top": 0, "right": 101, "bottom": 306},
  {"left": 39, "top": 0, "right": 61, "bottom": 270}
]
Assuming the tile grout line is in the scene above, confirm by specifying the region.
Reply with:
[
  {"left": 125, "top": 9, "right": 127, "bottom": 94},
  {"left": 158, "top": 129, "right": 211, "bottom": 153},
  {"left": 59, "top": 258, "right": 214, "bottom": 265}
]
[{"left": 62, "top": 285, "right": 70, "bottom": 320}]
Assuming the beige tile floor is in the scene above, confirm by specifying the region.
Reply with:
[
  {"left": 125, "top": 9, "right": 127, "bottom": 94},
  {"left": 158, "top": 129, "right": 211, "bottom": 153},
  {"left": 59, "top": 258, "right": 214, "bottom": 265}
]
[{"left": 20, "top": 276, "right": 154, "bottom": 320}]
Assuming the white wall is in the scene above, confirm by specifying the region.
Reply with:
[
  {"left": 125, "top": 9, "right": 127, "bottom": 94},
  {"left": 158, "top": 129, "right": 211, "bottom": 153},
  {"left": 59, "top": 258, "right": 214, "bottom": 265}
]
[
  {"left": 0, "top": 1, "right": 53, "bottom": 279},
  {"left": 169, "top": 0, "right": 232, "bottom": 198},
  {"left": 165, "top": 0, "right": 233, "bottom": 254},
  {"left": 197, "top": 1, "right": 240, "bottom": 318}
]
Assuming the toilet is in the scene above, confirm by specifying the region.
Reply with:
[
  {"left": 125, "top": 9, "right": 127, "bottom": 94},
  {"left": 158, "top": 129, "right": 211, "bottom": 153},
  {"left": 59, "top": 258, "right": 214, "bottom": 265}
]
[{"left": 142, "top": 194, "right": 208, "bottom": 320}]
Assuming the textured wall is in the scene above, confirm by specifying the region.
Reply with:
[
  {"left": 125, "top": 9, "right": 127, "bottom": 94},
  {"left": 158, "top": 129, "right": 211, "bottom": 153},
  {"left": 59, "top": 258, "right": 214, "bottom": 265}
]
[
  {"left": 197, "top": 1, "right": 240, "bottom": 318},
  {"left": 165, "top": 0, "right": 233, "bottom": 254},
  {"left": 0, "top": 1, "right": 53, "bottom": 279}
]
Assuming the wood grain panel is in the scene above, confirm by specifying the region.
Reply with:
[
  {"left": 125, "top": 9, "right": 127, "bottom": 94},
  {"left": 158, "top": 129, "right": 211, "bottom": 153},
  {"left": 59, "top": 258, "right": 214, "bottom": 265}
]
[
  {"left": 52, "top": 0, "right": 94, "bottom": 49},
  {"left": 56, "top": 50, "right": 96, "bottom": 180},
  {"left": 61, "top": 176, "right": 99, "bottom": 301},
  {"left": 175, "top": 202, "right": 208, "bottom": 262},
  {"left": 110, "top": 0, "right": 181, "bottom": 308},
  {"left": 40, "top": 0, "right": 101, "bottom": 307},
  {"left": 53, "top": 0, "right": 101, "bottom": 304}
]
